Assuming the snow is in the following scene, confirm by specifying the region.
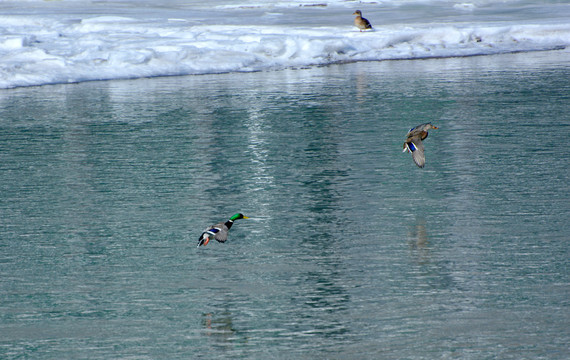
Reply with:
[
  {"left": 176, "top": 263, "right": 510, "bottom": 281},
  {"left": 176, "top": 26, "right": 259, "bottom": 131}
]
[{"left": 0, "top": 0, "right": 568, "bottom": 88}]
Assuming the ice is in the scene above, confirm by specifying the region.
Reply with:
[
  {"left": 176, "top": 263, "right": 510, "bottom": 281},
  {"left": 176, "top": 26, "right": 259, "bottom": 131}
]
[
  {"left": 0, "top": 0, "right": 568, "bottom": 89},
  {"left": 453, "top": 3, "right": 477, "bottom": 11}
]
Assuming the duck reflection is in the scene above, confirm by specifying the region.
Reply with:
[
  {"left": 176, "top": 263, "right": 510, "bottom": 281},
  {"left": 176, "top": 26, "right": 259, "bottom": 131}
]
[
  {"left": 201, "top": 311, "right": 236, "bottom": 340},
  {"left": 407, "top": 218, "right": 430, "bottom": 265}
]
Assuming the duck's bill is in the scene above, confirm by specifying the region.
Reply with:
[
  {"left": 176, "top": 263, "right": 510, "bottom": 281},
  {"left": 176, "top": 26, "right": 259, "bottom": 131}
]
[{"left": 243, "top": 216, "right": 250, "bottom": 219}]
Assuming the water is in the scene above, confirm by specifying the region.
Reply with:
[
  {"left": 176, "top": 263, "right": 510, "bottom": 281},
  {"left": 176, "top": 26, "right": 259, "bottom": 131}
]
[{"left": 1, "top": 49, "right": 569, "bottom": 359}]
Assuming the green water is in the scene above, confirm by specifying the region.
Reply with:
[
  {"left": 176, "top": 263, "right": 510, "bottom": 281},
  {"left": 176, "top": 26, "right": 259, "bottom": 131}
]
[{"left": 1, "top": 49, "right": 569, "bottom": 359}]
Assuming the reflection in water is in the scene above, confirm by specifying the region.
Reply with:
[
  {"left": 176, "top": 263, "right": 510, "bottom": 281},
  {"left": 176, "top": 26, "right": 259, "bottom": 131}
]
[
  {"left": 297, "top": 98, "right": 349, "bottom": 242},
  {"left": 201, "top": 311, "right": 236, "bottom": 341},
  {"left": 406, "top": 218, "right": 458, "bottom": 295},
  {"left": 2, "top": 52, "right": 568, "bottom": 359},
  {"left": 407, "top": 217, "right": 430, "bottom": 265},
  {"left": 286, "top": 100, "right": 352, "bottom": 340},
  {"left": 243, "top": 99, "right": 275, "bottom": 237},
  {"left": 355, "top": 68, "right": 368, "bottom": 104}
]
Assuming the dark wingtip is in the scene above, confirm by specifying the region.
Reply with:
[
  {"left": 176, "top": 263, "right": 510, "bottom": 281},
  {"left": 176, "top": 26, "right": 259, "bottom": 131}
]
[{"left": 197, "top": 234, "right": 205, "bottom": 247}]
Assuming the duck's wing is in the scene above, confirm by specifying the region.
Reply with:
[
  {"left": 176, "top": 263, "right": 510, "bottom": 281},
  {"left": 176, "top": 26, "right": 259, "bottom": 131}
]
[
  {"left": 214, "top": 229, "right": 228, "bottom": 242},
  {"left": 206, "top": 222, "right": 229, "bottom": 243},
  {"left": 407, "top": 123, "right": 431, "bottom": 136},
  {"left": 362, "top": 17, "right": 372, "bottom": 29},
  {"left": 406, "top": 127, "right": 423, "bottom": 139},
  {"left": 200, "top": 222, "right": 227, "bottom": 242},
  {"left": 409, "top": 137, "right": 426, "bottom": 168}
]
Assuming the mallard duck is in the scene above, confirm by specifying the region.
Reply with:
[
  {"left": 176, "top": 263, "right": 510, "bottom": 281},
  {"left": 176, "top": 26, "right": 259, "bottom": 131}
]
[
  {"left": 353, "top": 10, "right": 373, "bottom": 32},
  {"left": 197, "top": 213, "right": 249, "bottom": 247},
  {"left": 403, "top": 123, "right": 439, "bottom": 168}
]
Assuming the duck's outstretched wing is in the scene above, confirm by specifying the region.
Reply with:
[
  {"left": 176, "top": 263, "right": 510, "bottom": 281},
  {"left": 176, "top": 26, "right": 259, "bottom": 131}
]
[
  {"left": 198, "top": 223, "right": 228, "bottom": 242},
  {"left": 206, "top": 223, "right": 228, "bottom": 243},
  {"left": 213, "top": 229, "right": 228, "bottom": 242},
  {"left": 409, "top": 137, "right": 426, "bottom": 168}
]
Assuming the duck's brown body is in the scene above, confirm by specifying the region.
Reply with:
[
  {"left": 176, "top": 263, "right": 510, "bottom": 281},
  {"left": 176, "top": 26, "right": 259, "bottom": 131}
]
[{"left": 353, "top": 10, "right": 373, "bottom": 32}]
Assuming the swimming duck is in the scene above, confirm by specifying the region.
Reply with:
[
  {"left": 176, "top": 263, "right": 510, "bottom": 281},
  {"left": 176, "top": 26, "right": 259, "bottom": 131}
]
[
  {"left": 197, "top": 213, "right": 249, "bottom": 247},
  {"left": 353, "top": 10, "right": 373, "bottom": 32},
  {"left": 403, "top": 123, "right": 439, "bottom": 168}
]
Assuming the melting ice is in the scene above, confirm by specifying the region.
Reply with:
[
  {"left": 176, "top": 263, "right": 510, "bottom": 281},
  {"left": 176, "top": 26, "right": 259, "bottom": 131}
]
[{"left": 0, "top": 0, "right": 569, "bottom": 89}]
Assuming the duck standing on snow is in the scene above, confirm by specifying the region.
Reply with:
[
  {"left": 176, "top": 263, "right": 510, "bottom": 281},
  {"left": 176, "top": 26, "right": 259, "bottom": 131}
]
[
  {"left": 403, "top": 123, "right": 439, "bottom": 168},
  {"left": 197, "top": 213, "right": 249, "bottom": 247},
  {"left": 353, "top": 10, "right": 373, "bottom": 32}
]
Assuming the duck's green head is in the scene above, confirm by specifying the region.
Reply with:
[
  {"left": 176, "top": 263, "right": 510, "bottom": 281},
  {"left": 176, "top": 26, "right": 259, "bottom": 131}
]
[{"left": 230, "top": 213, "right": 249, "bottom": 221}]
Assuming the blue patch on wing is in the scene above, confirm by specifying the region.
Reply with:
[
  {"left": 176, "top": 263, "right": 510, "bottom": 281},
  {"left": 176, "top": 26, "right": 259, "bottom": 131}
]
[
  {"left": 408, "top": 142, "right": 417, "bottom": 152},
  {"left": 208, "top": 228, "right": 220, "bottom": 233}
]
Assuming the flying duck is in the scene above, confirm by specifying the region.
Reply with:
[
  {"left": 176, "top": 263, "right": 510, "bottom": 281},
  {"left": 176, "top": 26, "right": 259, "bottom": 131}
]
[
  {"left": 403, "top": 123, "right": 439, "bottom": 168},
  {"left": 197, "top": 213, "right": 249, "bottom": 247}
]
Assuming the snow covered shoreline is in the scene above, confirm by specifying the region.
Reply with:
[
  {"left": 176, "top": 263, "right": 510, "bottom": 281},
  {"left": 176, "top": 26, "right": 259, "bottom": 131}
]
[{"left": 1, "top": 0, "right": 569, "bottom": 89}]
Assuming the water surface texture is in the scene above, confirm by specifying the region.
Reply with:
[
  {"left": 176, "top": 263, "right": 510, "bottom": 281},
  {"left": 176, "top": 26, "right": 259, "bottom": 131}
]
[{"left": 1, "top": 50, "right": 569, "bottom": 359}]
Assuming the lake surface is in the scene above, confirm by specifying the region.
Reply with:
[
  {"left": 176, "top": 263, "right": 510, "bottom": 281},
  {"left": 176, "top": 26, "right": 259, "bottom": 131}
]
[{"left": 1, "top": 49, "right": 569, "bottom": 359}]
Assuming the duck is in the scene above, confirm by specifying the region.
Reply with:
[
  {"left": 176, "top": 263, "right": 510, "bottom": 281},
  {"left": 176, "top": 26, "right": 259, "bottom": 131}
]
[
  {"left": 403, "top": 123, "right": 439, "bottom": 168},
  {"left": 353, "top": 10, "right": 373, "bottom": 32},
  {"left": 197, "top": 213, "right": 249, "bottom": 247}
]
